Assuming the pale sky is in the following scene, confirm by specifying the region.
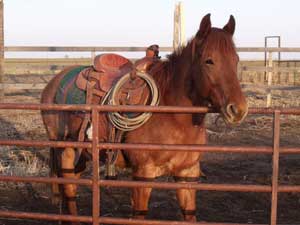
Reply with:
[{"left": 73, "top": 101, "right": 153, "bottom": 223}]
[{"left": 4, "top": 0, "right": 300, "bottom": 59}]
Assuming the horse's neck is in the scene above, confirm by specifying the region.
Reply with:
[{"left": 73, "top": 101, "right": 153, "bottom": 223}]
[{"left": 156, "top": 44, "right": 206, "bottom": 127}]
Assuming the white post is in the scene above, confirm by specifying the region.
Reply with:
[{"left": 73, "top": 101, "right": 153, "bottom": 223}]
[
  {"left": 178, "top": 2, "right": 186, "bottom": 46},
  {"left": 173, "top": 2, "right": 186, "bottom": 50},
  {"left": 91, "top": 49, "right": 96, "bottom": 65},
  {"left": 173, "top": 3, "right": 180, "bottom": 50}
]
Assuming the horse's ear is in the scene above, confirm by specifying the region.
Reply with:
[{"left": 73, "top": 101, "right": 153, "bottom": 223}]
[
  {"left": 223, "top": 15, "right": 235, "bottom": 35},
  {"left": 196, "top": 13, "right": 211, "bottom": 40}
]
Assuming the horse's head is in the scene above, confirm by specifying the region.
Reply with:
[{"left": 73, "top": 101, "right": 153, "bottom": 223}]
[{"left": 189, "top": 14, "right": 248, "bottom": 124}]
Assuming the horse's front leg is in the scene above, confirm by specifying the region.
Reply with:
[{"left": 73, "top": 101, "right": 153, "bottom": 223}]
[
  {"left": 61, "top": 147, "right": 81, "bottom": 225},
  {"left": 175, "top": 163, "right": 200, "bottom": 222},
  {"left": 131, "top": 165, "right": 157, "bottom": 221}
]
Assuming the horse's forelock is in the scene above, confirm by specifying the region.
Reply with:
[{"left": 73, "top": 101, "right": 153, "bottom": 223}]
[{"left": 201, "top": 28, "right": 237, "bottom": 58}]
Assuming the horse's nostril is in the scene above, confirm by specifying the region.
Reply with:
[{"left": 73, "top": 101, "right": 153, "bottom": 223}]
[{"left": 227, "top": 103, "right": 239, "bottom": 117}]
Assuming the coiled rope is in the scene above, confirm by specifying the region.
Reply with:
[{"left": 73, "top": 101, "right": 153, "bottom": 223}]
[{"left": 101, "top": 71, "right": 160, "bottom": 131}]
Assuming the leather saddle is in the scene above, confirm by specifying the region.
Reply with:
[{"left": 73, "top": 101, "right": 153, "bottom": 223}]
[
  {"left": 73, "top": 53, "right": 157, "bottom": 145},
  {"left": 75, "top": 53, "right": 154, "bottom": 105},
  {"left": 70, "top": 50, "right": 160, "bottom": 178}
]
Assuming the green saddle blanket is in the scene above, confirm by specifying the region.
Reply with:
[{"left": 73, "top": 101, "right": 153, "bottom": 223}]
[{"left": 55, "top": 66, "right": 88, "bottom": 105}]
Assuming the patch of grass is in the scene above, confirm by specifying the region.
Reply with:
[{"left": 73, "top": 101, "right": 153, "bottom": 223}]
[{"left": 0, "top": 150, "right": 49, "bottom": 188}]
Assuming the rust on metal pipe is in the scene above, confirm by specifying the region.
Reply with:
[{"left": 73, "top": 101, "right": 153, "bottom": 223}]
[
  {"left": 0, "top": 210, "right": 92, "bottom": 223},
  {"left": 99, "top": 180, "right": 272, "bottom": 192},
  {"left": 92, "top": 109, "right": 100, "bottom": 225},
  {"left": 0, "top": 175, "right": 299, "bottom": 193},
  {"left": 271, "top": 111, "right": 280, "bottom": 225},
  {"left": 0, "top": 103, "right": 92, "bottom": 111},
  {"left": 280, "top": 147, "right": 300, "bottom": 154},
  {"left": 99, "top": 216, "right": 265, "bottom": 225},
  {"left": 0, "top": 138, "right": 299, "bottom": 155},
  {"left": 0, "top": 103, "right": 300, "bottom": 115},
  {"left": 278, "top": 185, "right": 300, "bottom": 192},
  {"left": 248, "top": 107, "right": 300, "bottom": 115},
  {"left": 0, "top": 103, "right": 300, "bottom": 225},
  {"left": 98, "top": 143, "right": 274, "bottom": 154},
  {"left": 0, "top": 139, "right": 91, "bottom": 149},
  {"left": 0, "top": 175, "right": 92, "bottom": 185}
]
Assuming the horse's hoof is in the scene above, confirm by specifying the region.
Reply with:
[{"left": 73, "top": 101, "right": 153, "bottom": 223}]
[{"left": 184, "top": 215, "right": 197, "bottom": 221}]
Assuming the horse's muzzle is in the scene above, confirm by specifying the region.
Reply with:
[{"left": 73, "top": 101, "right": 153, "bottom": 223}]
[{"left": 221, "top": 102, "right": 248, "bottom": 124}]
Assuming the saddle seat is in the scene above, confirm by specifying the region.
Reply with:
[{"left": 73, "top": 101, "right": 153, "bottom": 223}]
[{"left": 94, "top": 53, "right": 133, "bottom": 73}]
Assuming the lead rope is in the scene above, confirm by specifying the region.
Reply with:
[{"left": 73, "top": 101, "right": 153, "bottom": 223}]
[
  {"left": 97, "top": 71, "right": 159, "bottom": 179},
  {"left": 102, "top": 71, "right": 160, "bottom": 131}
]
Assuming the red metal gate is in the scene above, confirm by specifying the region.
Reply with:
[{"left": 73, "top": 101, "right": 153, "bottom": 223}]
[{"left": 0, "top": 103, "right": 299, "bottom": 225}]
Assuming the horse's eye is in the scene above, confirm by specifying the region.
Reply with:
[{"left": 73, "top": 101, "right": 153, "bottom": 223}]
[{"left": 205, "top": 59, "right": 214, "bottom": 65}]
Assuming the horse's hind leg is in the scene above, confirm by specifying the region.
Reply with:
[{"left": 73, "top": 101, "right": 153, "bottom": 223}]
[
  {"left": 175, "top": 163, "right": 200, "bottom": 222},
  {"left": 61, "top": 147, "right": 81, "bottom": 225}
]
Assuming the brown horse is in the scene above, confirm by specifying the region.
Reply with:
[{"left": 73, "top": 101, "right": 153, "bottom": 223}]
[{"left": 41, "top": 14, "right": 248, "bottom": 224}]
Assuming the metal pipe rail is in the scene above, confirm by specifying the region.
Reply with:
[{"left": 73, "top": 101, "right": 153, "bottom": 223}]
[
  {"left": 0, "top": 104, "right": 300, "bottom": 225},
  {"left": 4, "top": 46, "right": 300, "bottom": 53}
]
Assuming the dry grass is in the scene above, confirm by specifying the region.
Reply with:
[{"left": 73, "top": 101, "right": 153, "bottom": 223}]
[{"left": 0, "top": 150, "right": 49, "bottom": 188}]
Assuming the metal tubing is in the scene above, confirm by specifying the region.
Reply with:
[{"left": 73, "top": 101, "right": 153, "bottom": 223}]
[
  {"left": 0, "top": 103, "right": 300, "bottom": 115},
  {"left": 98, "top": 143, "right": 273, "bottom": 153},
  {"left": 0, "top": 138, "right": 298, "bottom": 155},
  {"left": 0, "top": 138, "right": 299, "bottom": 155},
  {"left": 0, "top": 139, "right": 91, "bottom": 148},
  {"left": 0, "top": 103, "right": 300, "bottom": 225},
  {"left": 99, "top": 216, "right": 264, "bottom": 225},
  {"left": 0, "top": 210, "right": 266, "bottom": 225},
  {"left": 99, "top": 180, "right": 272, "bottom": 192},
  {"left": 0, "top": 210, "right": 92, "bottom": 223},
  {"left": 271, "top": 111, "right": 280, "bottom": 225},
  {"left": 0, "top": 103, "right": 92, "bottom": 111},
  {"left": 92, "top": 108, "right": 100, "bottom": 225},
  {"left": 0, "top": 175, "right": 92, "bottom": 185},
  {"left": 0, "top": 175, "right": 299, "bottom": 193}
]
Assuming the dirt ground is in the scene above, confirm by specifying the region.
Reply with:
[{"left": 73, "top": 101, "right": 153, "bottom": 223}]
[{"left": 0, "top": 75, "right": 300, "bottom": 224}]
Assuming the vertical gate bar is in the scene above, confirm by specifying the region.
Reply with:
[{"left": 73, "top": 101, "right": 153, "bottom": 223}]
[
  {"left": 92, "top": 108, "right": 100, "bottom": 225},
  {"left": 0, "top": 0, "right": 4, "bottom": 99},
  {"left": 271, "top": 110, "right": 280, "bottom": 225}
]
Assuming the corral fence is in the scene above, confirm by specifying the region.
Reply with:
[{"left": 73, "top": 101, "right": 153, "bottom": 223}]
[
  {"left": 2, "top": 46, "right": 300, "bottom": 107},
  {"left": 0, "top": 103, "right": 300, "bottom": 225}
]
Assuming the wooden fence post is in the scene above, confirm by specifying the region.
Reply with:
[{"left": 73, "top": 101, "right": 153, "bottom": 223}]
[
  {"left": 178, "top": 2, "right": 186, "bottom": 46},
  {"left": 266, "top": 52, "right": 273, "bottom": 107},
  {"left": 173, "top": 3, "right": 180, "bottom": 50},
  {"left": 0, "top": 0, "right": 4, "bottom": 99},
  {"left": 173, "top": 2, "right": 185, "bottom": 50},
  {"left": 91, "top": 49, "right": 96, "bottom": 65}
]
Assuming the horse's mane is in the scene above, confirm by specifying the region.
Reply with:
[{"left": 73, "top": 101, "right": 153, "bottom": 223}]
[
  {"left": 148, "top": 42, "right": 191, "bottom": 96},
  {"left": 148, "top": 28, "right": 237, "bottom": 96}
]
